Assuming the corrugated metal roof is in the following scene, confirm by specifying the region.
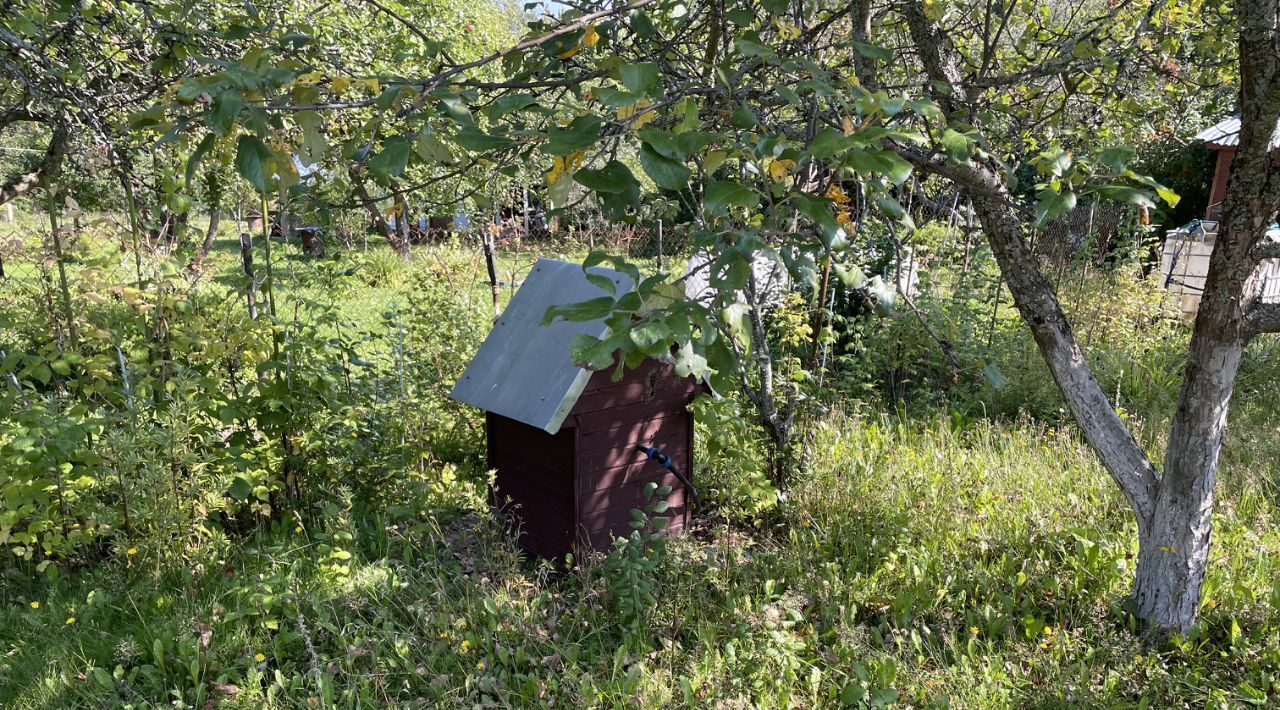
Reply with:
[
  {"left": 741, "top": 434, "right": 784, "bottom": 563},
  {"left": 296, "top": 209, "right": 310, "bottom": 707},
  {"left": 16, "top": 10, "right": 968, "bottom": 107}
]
[
  {"left": 1194, "top": 115, "right": 1280, "bottom": 149},
  {"left": 450, "top": 258, "right": 632, "bottom": 434}
]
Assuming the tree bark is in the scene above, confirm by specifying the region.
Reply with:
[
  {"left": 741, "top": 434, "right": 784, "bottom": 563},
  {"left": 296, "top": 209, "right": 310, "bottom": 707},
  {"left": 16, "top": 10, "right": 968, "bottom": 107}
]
[
  {"left": 0, "top": 121, "right": 68, "bottom": 206},
  {"left": 1131, "top": 0, "right": 1280, "bottom": 630},
  {"left": 348, "top": 164, "right": 410, "bottom": 260}
]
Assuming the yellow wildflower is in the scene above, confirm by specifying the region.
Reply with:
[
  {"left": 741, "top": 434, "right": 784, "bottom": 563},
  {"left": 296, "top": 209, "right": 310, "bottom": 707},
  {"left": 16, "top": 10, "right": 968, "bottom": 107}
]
[
  {"left": 254, "top": 652, "right": 266, "bottom": 662},
  {"left": 476, "top": 660, "right": 486, "bottom": 670},
  {"left": 29, "top": 601, "right": 39, "bottom": 609},
  {"left": 460, "top": 639, "right": 471, "bottom": 652},
  {"left": 65, "top": 617, "right": 76, "bottom": 625},
  {"left": 126, "top": 547, "right": 137, "bottom": 556}
]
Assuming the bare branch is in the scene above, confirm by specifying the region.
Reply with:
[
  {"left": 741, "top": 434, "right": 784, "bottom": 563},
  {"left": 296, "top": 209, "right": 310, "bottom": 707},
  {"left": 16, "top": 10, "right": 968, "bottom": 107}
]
[
  {"left": 1255, "top": 241, "right": 1280, "bottom": 261},
  {"left": 1249, "top": 303, "right": 1280, "bottom": 334}
]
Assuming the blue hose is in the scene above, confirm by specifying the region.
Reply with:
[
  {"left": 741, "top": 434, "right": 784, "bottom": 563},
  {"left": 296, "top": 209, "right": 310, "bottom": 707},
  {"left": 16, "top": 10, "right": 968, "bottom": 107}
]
[{"left": 635, "top": 444, "right": 701, "bottom": 510}]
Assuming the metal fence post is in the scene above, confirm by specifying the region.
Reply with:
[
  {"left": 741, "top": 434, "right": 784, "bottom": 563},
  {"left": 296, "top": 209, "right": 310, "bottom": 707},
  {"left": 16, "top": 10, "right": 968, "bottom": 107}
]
[
  {"left": 657, "top": 218, "right": 664, "bottom": 271},
  {"left": 46, "top": 191, "right": 79, "bottom": 349}
]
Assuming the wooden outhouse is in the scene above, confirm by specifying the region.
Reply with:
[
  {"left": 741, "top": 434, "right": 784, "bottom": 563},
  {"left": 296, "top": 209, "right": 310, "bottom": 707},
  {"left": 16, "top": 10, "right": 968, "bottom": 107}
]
[
  {"left": 1195, "top": 115, "right": 1280, "bottom": 220},
  {"left": 450, "top": 259, "right": 701, "bottom": 559},
  {"left": 1159, "top": 118, "right": 1280, "bottom": 314}
]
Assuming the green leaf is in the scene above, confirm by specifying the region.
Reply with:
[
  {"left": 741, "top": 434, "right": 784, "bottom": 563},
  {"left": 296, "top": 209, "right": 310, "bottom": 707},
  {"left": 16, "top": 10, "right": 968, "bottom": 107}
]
[
  {"left": 852, "top": 41, "right": 893, "bottom": 62},
  {"left": 639, "top": 145, "right": 692, "bottom": 190},
  {"left": 185, "top": 133, "right": 216, "bottom": 190},
  {"left": 208, "top": 89, "right": 244, "bottom": 136},
  {"left": 795, "top": 194, "right": 848, "bottom": 250},
  {"left": 834, "top": 263, "right": 867, "bottom": 288},
  {"left": 570, "top": 334, "right": 616, "bottom": 370},
  {"left": 488, "top": 93, "right": 537, "bottom": 121},
  {"left": 983, "top": 362, "right": 1010, "bottom": 391},
  {"left": 1042, "top": 149, "right": 1072, "bottom": 177},
  {"left": 722, "top": 302, "right": 753, "bottom": 351},
  {"left": 227, "top": 476, "right": 253, "bottom": 501},
  {"left": 672, "top": 341, "right": 708, "bottom": 378},
  {"left": 542, "top": 296, "right": 615, "bottom": 324},
  {"left": 574, "top": 160, "right": 638, "bottom": 195},
  {"left": 1033, "top": 188, "right": 1077, "bottom": 227},
  {"left": 704, "top": 181, "right": 759, "bottom": 214},
  {"left": 1096, "top": 146, "right": 1135, "bottom": 171},
  {"left": 452, "top": 127, "right": 515, "bottom": 153},
  {"left": 544, "top": 114, "right": 602, "bottom": 156},
  {"left": 415, "top": 130, "right": 453, "bottom": 163},
  {"left": 375, "top": 86, "right": 407, "bottom": 112},
  {"left": 234, "top": 134, "right": 273, "bottom": 192},
  {"left": 437, "top": 94, "right": 473, "bottom": 125},
  {"left": 673, "top": 131, "right": 717, "bottom": 160},
  {"left": 730, "top": 104, "right": 757, "bottom": 128},
  {"left": 809, "top": 127, "right": 852, "bottom": 159},
  {"left": 867, "top": 275, "right": 897, "bottom": 315},
  {"left": 620, "top": 62, "right": 661, "bottom": 96},
  {"left": 1092, "top": 185, "right": 1156, "bottom": 208},
  {"left": 735, "top": 36, "right": 774, "bottom": 58},
  {"left": 368, "top": 136, "right": 412, "bottom": 179},
  {"left": 585, "top": 272, "right": 617, "bottom": 295},
  {"left": 941, "top": 128, "right": 975, "bottom": 163},
  {"left": 630, "top": 320, "right": 670, "bottom": 351}
]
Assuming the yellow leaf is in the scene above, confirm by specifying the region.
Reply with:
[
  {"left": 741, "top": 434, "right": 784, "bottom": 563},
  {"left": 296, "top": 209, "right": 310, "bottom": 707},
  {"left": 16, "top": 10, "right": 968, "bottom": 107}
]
[
  {"left": 364, "top": 78, "right": 381, "bottom": 95},
  {"left": 330, "top": 76, "right": 351, "bottom": 93},
  {"left": 546, "top": 150, "right": 586, "bottom": 185},
  {"left": 768, "top": 158, "right": 796, "bottom": 182},
  {"left": 773, "top": 18, "right": 801, "bottom": 40},
  {"left": 294, "top": 70, "right": 325, "bottom": 86},
  {"left": 617, "top": 100, "right": 657, "bottom": 130},
  {"left": 582, "top": 25, "right": 600, "bottom": 48}
]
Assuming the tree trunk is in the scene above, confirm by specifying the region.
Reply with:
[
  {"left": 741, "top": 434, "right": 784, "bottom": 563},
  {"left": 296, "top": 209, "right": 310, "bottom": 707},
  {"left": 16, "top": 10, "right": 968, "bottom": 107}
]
[
  {"left": 1131, "top": 0, "right": 1280, "bottom": 627},
  {"left": 0, "top": 122, "right": 68, "bottom": 207},
  {"left": 894, "top": 0, "right": 1280, "bottom": 632},
  {"left": 348, "top": 165, "right": 409, "bottom": 260},
  {"left": 196, "top": 207, "right": 220, "bottom": 260}
]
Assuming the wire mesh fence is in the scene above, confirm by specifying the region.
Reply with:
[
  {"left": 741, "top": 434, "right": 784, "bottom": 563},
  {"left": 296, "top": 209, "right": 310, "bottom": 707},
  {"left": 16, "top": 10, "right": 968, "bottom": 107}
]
[{"left": 0, "top": 207, "right": 699, "bottom": 356}]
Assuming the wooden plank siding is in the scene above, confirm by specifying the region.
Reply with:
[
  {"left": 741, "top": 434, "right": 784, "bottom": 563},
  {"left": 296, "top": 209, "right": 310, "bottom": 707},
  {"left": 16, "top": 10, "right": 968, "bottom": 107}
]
[
  {"left": 569, "top": 360, "right": 697, "bottom": 554},
  {"left": 487, "top": 411, "right": 578, "bottom": 559},
  {"left": 485, "top": 358, "right": 700, "bottom": 559}
]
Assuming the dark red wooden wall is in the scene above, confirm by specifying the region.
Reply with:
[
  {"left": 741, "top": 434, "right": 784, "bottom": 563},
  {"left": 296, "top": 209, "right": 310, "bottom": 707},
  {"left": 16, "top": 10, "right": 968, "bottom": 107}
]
[
  {"left": 486, "top": 357, "right": 699, "bottom": 558},
  {"left": 1207, "top": 147, "right": 1234, "bottom": 220},
  {"left": 569, "top": 359, "right": 698, "bottom": 553},
  {"left": 487, "top": 411, "right": 576, "bottom": 559}
]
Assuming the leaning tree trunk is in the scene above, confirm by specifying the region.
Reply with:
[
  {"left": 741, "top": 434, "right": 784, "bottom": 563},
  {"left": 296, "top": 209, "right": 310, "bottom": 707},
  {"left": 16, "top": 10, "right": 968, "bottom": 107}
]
[
  {"left": 348, "top": 164, "right": 410, "bottom": 260},
  {"left": 895, "top": 0, "right": 1280, "bottom": 632}
]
